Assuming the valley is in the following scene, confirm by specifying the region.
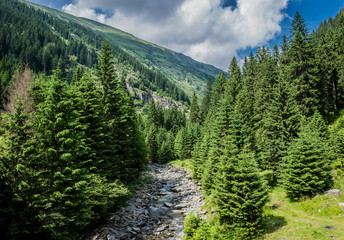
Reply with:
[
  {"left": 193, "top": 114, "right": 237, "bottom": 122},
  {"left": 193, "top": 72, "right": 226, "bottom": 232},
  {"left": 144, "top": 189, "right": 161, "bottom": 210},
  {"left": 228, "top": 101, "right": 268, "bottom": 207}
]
[{"left": 1, "top": 0, "right": 344, "bottom": 240}]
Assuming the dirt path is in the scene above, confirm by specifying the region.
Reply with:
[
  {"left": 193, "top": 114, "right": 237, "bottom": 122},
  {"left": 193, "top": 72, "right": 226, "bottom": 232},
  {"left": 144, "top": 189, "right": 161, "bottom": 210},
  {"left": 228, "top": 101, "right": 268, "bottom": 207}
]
[{"left": 84, "top": 163, "right": 206, "bottom": 240}]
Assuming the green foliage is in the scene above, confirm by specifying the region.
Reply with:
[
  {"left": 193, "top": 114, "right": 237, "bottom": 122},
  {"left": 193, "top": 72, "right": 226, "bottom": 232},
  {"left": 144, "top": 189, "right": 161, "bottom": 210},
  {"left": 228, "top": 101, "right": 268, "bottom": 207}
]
[
  {"left": 0, "top": 42, "right": 148, "bottom": 238},
  {"left": 260, "top": 170, "right": 276, "bottom": 187},
  {"left": 190, "top": 91, "right": 201, "bottom": 124},
  {"left": 215, "top": 151, "right": 269, "bottom": 239},
  {"left": 284, "top": 118, "right": 333, "bottom": 201}
]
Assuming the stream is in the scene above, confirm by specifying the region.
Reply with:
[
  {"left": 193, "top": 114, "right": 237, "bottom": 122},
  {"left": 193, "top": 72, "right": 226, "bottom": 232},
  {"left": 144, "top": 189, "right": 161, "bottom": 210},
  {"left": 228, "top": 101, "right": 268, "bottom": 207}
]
[{"left": 84, "top": 163, "right": 206, "bottom": 240}]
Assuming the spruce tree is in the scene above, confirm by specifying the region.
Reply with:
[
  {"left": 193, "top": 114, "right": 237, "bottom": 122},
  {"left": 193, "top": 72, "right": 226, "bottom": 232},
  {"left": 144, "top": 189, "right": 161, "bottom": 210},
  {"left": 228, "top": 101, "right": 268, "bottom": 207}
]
[
  {"left": 96, "top": 41, "right": 147, "bottom": 182},
  {"left": 226, "top": 57, "right": 242, "bottom": 105},
  {"left": 73, "top": 72, "right": 111, "bottom": 176},
  {"left": 190, "top": 91, "right": 201, "bottom": 124},
  {"left": 286, "top": 12, "right": 319, "bottom": 117},
  {"left": 200, "top": 76, "right": 212, "bottom": 121},
  {"left": 146, "top": 125, "right": 159, "bottom": 162},
  {"left": 317, "top": 28, "right": 339, "bottom": 118},
  {"left": 284, "top": 118, "right": 333, "bottom": 201},
  {"left": 0, "top": 100, "right": 36, "bottom": 237},
  {"left": 215, "top": 150, "right": 269, "bottom": 239}
]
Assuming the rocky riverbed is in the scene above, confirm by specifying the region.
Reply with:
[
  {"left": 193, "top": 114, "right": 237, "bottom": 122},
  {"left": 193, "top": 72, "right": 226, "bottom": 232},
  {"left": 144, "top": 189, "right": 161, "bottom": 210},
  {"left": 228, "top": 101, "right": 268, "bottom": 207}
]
[{"left": 84, "top": 163, "right": 206, "bottom": 240}]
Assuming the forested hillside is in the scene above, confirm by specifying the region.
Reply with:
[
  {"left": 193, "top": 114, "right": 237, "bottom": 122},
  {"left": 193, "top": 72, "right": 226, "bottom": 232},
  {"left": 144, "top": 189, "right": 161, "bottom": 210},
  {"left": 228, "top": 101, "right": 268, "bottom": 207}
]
[
  {"left": 27, "top": 1, "right": 223, "bottom": 100},
  {"left": 152, "top": 11, "right": 344, "bottom": 239},
  {"left": 0, "top": 0, "right": 193, "bottom": 108}
]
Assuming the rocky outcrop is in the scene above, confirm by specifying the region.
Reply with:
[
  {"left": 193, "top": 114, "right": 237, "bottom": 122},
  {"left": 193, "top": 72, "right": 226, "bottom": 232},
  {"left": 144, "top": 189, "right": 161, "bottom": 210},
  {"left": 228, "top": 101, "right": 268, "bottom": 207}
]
[
  {"left": 84, "top": 163, "right": 205, "bottom": 240},
  {"left": 125, "top": 75, "right": 189, "bottom": 113}
]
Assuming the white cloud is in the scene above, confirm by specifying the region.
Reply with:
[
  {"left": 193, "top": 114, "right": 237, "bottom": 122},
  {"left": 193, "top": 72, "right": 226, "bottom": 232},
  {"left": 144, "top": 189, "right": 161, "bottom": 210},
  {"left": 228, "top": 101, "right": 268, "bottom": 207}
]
[
  {"left": 63, "top": 0, "right": 289, "bottom": 70},
  {"left": 62, "top": 3, "right": 106, "bottom": 23}
]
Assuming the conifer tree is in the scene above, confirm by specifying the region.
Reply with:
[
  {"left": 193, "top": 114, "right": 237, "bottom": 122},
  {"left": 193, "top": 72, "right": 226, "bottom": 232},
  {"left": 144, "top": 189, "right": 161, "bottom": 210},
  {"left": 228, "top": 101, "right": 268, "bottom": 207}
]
[
  {"left": 0, "top": 100, "right": 36, "bottom": 237},
  {"left": 237, "top": 52, "right": 257, "bottom": 148},
  {"left": 284, "top": 118, "right": 333, "bottom": 201},
  {"left": 286, "top": 12, "right": 319, "bottom": 117},
  {"left": 146, "top": 125, "right": 159, "bottom": 162},
  {"left": 317, "top": 28, "right": 339, "bottom": 118},
  {"left": 207, "top": 73, "right": 227, "bottom": 120},
  {"left": 190, "top": 91, "right": 200, "bottom": 124},
  {"left": 96, "top": 41, "right": 147, "bottom": 182},
  {"left": 202, "top": 99, "right": 239, "bottom": 194},
  {"left": 158, "top": 132, "right": 175, "bottom": 163},
  {"left": 32, "top": 68, "right": 95, "bottom": 238},
  {"left": 226, "top": 57, "right": 242, "bottom": 105},
  {"left": 215, "top": 150, "right": 268, "bottom": 239},
  {"left": 73, "top": 72, "right": 110, "bottom": 175},
  {"left": 200, "top": 76, "right": 212, "bottom": 121}
]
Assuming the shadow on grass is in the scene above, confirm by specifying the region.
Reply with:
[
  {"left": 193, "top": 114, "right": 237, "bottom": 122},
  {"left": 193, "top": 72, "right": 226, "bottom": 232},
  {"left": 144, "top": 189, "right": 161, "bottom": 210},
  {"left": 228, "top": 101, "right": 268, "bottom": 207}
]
[{"left": 263, "top": 214, "right": 287, "bottom": 234}]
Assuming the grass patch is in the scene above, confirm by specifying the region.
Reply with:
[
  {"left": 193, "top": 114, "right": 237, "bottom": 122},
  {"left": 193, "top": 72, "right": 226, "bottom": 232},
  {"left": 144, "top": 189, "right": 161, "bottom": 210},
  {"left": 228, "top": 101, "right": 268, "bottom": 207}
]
[
  {"left": 263, "top": 184, "right": 344, "bottom": 239},
  {"left": 167, "top": 159, "right": 192, "bottom": 171}
]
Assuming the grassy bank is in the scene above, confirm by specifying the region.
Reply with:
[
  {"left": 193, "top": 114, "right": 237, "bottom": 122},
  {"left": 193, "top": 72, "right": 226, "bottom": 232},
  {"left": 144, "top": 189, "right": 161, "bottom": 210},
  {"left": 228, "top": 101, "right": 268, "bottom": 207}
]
[{"left": 264, "top": 174, "right": 344, "bottom": 239}]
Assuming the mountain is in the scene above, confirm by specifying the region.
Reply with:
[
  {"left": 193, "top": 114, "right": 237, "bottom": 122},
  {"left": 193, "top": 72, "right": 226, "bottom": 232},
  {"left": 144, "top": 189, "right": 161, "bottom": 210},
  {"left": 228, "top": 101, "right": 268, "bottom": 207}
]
[{"left": 25, "top": 1, "right": 223, "bottom": 99}]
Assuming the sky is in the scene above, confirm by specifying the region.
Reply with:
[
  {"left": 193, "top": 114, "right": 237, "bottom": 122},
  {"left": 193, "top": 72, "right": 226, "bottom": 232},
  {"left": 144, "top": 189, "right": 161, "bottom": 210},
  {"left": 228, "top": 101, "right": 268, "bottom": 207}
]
[{"left": 26, "top": 0, "right": 344, "bottom": 70}]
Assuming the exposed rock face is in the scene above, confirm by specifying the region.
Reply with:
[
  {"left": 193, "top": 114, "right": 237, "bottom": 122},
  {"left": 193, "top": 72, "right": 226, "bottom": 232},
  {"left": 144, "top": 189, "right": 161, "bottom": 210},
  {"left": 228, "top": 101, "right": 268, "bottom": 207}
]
[
  {"left": 125, "top": 75, "right": 189, "bottom": 113},
  {"left": 84, "top": 163, "right": 205, "bottom": 240}
]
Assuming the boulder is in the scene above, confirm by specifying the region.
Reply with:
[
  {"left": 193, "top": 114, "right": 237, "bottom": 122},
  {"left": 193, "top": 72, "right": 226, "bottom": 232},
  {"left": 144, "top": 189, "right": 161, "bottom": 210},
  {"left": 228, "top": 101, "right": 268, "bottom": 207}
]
[
  {"left": 324, "top": 189, "right": 341, "bottom": 198},
  {"left": 339, "top": 202, "right": 344, "bottom": 210}
]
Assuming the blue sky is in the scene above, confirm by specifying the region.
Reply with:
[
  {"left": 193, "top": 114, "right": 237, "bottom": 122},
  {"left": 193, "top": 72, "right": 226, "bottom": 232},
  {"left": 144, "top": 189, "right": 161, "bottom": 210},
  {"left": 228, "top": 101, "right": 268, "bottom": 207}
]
[
  {"left": 238, "top": 0, "right": 344, "bottom": 59},
  {"left": 26, "top": 0, "right": 344, "bottom": 69}
]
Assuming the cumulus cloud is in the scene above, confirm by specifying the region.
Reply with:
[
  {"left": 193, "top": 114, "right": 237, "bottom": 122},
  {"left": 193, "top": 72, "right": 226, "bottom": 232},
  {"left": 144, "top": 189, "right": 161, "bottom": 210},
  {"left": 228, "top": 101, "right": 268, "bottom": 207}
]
[
  {"left": 63, "top": 0, "right": 289, "bottom": 70},
  {"left": 62, "top": 3, "right": 107, "bottom": 23}
]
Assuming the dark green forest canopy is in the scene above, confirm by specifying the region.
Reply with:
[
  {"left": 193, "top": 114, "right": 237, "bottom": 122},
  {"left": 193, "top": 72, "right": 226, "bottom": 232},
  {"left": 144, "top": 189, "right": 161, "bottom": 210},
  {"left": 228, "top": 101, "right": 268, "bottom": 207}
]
[{"left": 0, "top": 0, "right": 191, "bottom": 107}]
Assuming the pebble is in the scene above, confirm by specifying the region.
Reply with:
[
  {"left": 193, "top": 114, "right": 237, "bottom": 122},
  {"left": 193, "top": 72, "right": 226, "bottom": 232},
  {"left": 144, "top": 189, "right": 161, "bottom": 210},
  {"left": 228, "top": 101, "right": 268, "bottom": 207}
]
[{"left": 83, "top": 163, "right": 205, "bottom": 240}]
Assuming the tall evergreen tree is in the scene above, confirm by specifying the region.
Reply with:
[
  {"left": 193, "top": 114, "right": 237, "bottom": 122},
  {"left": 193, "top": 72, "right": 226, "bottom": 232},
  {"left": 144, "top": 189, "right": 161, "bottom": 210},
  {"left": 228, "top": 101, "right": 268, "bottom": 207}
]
[
  {"left": 317, "top": 28, "right": 339, "bottom": 119},
  {"left": 215, "top": 150, "right": 269, "bottom": 239},
  {"left": 200, "top": 76, "right": 212, "bottom": 121},
  {"left": 190, "top": 91, "right": 200, "bottom": 124},
  {"left": 96, "top": 41, "right": 147, "bottom": 182},
  {"left": 0, "top": 99, "right": 37, "bottom": 238},
  {"left": 286, "top": 12, "right": 319, "bottom": 117},
  {"left": 226, "top": 57, "right": 242, "bottom": 105},
  {"left": 284, "top": 118, "right": 333, "bottom": 201}
]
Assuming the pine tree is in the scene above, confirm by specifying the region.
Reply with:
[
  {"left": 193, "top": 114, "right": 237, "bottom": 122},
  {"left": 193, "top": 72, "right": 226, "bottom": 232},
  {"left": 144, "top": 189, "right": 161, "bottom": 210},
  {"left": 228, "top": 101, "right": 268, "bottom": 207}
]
[
  {"left": 190, "top": 91, "right": 201, "bottom": 124},
  {"left": 96, "top": 41, "right": 147, "bottom": 182},
  {"left": 215, "top": 150, "right": 269, "bottom": 239},
  {"left": 284, "top": 118, "right": 333, "bottom": 201},
  {"left": 226, "top": 57, "right": 242, "bottom": 105},
  {"left": 317, "top": 28, "right": 339, "bottom": 118},
  {"left": 200, "top": 76, "right": 212, "bottom": 121},
  {"left": 73, "top": 72, "right": 111, "bottom": 176},
  {"left": 146, "top": 125, "right": 159, "bottom": 162},
  {"left": 286, "top": 12, "right": 319, "bottom": 117},
  {"left": 0, "top": 99, "right": 36, "bottom": 237}
]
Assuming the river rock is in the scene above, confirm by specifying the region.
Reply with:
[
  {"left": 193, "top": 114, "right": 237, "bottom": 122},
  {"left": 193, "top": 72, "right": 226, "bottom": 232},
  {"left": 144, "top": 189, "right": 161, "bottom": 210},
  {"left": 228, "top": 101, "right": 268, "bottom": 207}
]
[
  {"left": 83, "top": 163, "right": 205, "bottom": 240},
  {"left": 324, "top": 189, "right": 341, "bottom": 198}
]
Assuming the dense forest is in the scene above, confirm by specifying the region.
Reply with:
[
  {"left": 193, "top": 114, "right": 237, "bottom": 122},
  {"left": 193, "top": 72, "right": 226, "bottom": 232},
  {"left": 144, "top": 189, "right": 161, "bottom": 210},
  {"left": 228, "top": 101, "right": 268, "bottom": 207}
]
[
  {"left": 161, "top": 10, "right": 344, "bottom": 239},
  {"left": 0, "top": 0, "right": 190, "bottom": 109},
  {"left": 1, "top": 0, "right": 344, "bottom": 239}
]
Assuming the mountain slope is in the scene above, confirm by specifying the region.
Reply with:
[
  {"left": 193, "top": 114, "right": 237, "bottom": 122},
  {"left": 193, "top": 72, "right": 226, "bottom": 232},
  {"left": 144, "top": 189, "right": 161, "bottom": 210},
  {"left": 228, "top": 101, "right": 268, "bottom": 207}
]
[{"left": 26, "top": 1, "right": 223, "bottom": 99}]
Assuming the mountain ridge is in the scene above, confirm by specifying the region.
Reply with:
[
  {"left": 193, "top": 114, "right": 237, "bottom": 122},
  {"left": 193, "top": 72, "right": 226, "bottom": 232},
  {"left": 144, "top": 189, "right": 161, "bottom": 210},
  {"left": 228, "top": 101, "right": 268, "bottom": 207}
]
[{"left": 25, "top": 1, "right": 223, "bottom": 99}]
